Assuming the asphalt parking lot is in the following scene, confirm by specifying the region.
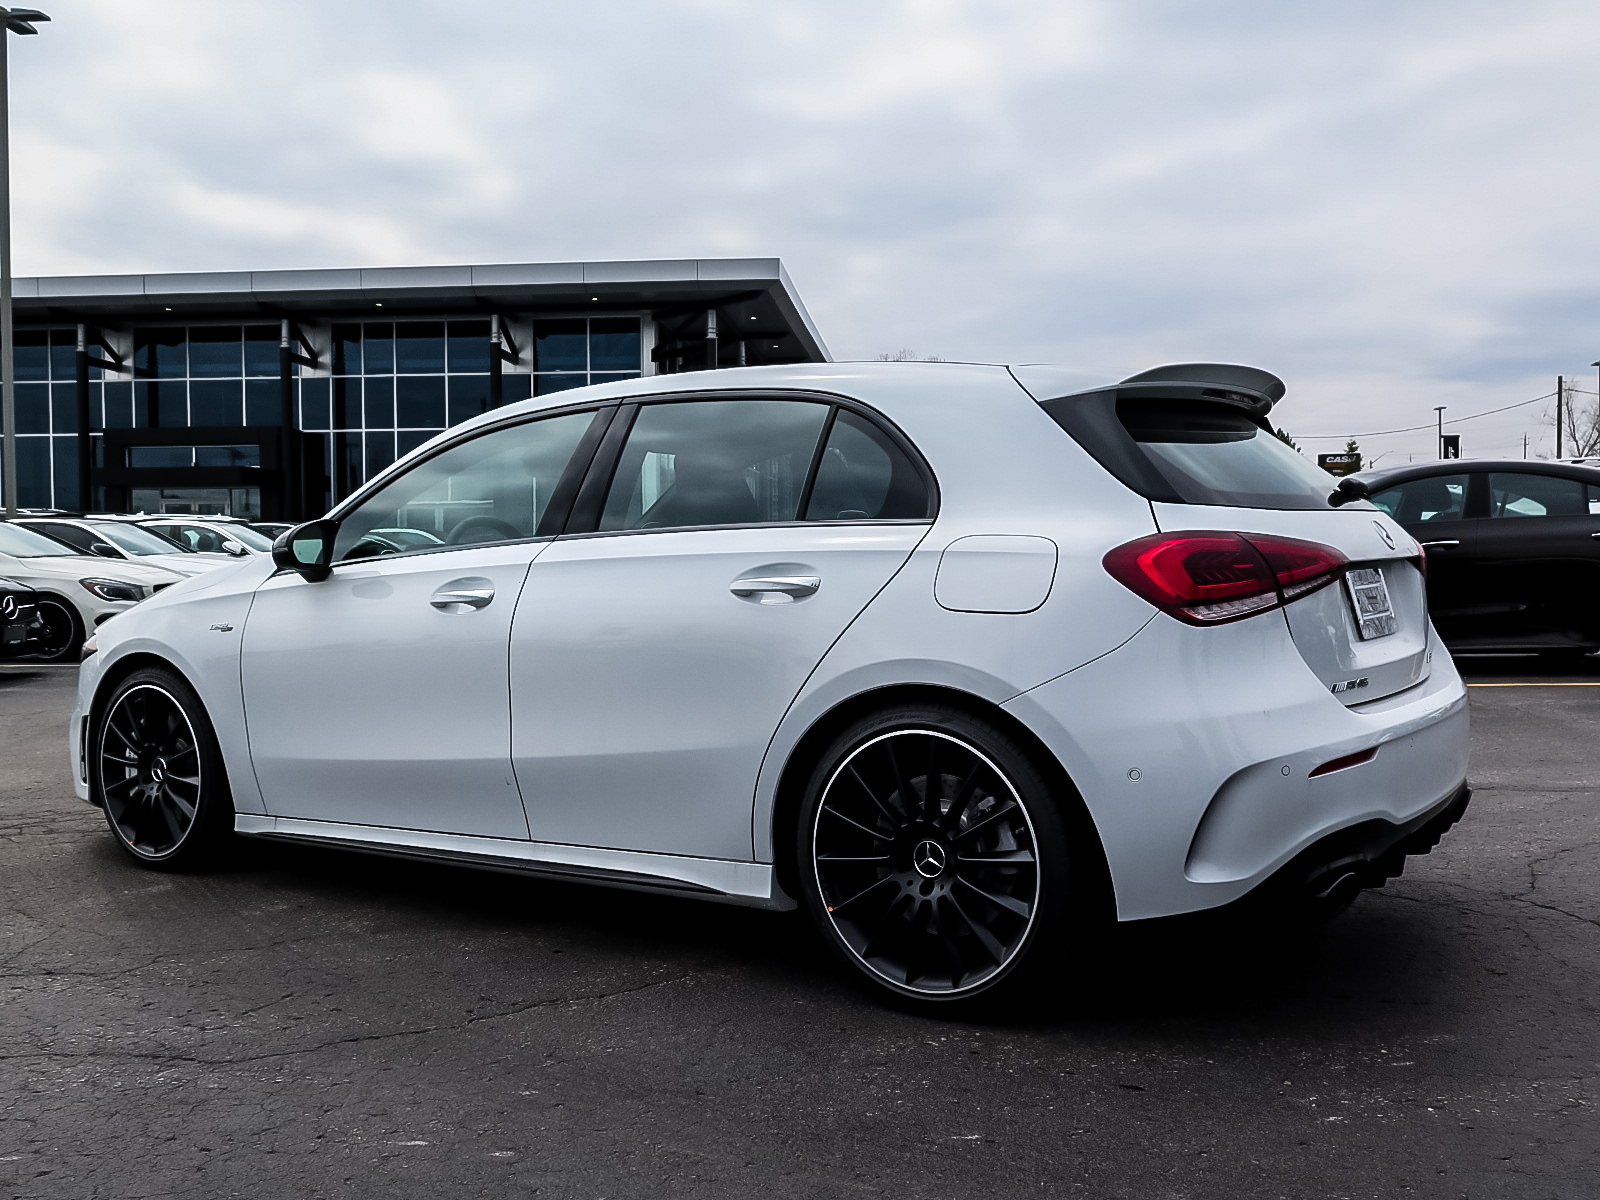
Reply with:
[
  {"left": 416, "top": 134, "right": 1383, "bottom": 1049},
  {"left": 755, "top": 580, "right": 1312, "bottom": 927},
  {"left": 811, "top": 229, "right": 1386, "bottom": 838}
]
[{"left": 2, "top": 659, "right": 1596, "bottom": 1199}]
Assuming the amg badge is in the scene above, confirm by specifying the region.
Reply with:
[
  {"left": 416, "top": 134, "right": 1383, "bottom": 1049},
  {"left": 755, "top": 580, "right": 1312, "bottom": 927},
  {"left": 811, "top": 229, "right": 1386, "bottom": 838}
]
[{"left": 1331, "top": 677, "right": 1370, "bottom": 695}]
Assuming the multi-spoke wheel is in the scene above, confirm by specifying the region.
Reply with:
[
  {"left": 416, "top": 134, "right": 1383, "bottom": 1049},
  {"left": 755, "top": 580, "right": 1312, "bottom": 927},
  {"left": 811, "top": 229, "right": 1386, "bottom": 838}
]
[
  {"left": 799, "top": 705, "right": 1096, "bottom": 1005},
  {"left": 95, "top": 668, "right": 232, "bottom": 868},
  {"left": 30, "top": 597, "right": 82, "bottom": 662}
]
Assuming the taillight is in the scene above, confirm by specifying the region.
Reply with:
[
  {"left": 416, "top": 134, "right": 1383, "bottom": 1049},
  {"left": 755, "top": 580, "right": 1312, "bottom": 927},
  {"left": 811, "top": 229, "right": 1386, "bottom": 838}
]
[{"left": 1103, "top": 531, "right": 1347, "bottom": 626}]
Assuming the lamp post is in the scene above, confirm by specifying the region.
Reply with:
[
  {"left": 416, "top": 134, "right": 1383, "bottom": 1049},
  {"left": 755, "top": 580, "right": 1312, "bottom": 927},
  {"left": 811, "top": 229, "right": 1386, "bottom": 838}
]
[
  {"left": 1434, "top": 406, "right": 1446, "bottom": 460},
  {"left": 0, "top": 6, "right": 49, "bottom": 518}
]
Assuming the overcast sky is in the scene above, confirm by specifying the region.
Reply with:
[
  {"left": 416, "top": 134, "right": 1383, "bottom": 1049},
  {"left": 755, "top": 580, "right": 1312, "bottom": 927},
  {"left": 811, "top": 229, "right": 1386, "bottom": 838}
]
[{"left": 10, "top": 0, "right": 1599, "bottom": 463}]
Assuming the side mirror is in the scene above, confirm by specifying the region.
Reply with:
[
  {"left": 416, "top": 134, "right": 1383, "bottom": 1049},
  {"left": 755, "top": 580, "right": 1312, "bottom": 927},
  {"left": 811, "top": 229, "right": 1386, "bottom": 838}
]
[
  {"left": 221, "top": 540, "right": 249, "bottom": 556},
  {"left": 272, "top": 519, "right": 338, "bottom": 582},
  {"left": 91, "top": 543, "right": 121, "bottom": 558}
]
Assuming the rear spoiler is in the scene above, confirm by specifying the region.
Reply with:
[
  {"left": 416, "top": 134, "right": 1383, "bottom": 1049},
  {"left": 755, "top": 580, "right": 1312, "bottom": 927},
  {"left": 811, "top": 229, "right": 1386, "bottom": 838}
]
[
  {"left": 1010, "top": 362, "right": 1286, "bottom": 418},
  {"left": 1012, "top": 362, "right": 1290, "bottom": 504}
]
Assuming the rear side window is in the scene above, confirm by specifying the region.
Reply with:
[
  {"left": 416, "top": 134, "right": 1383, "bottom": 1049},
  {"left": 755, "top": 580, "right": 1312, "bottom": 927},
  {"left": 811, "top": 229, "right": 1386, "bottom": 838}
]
[
  {"left": 804, "top": 410, "right": 928, "bottom": 521},
  {"left": 1486, "top": 472, "right": 1589, "bottom": 519},
  {"left": 1370, "top": 474, "right": 1469, "bottom": 523},
  {"left": 1040, "top": 394, "right": 1339, "bottom": 511}
]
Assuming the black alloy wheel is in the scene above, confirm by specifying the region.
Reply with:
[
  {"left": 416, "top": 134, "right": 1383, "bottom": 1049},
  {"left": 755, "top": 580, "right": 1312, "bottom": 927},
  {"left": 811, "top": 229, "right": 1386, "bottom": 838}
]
[
  {"left": 95, "top": 668, "right": 232, "bottom": 868},
  {"left": 30, "top": 597, "right": 82, "bottom": 662},
  {"left": 799, "top": 706, "right": 1090, "bottom": 1004}
]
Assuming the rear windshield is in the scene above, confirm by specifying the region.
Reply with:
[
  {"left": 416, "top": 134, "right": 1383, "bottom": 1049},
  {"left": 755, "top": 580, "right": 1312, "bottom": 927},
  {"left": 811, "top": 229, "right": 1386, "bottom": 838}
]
[
  {"left": 1121, "top": 401, "right": 1338, "bottom": 510},
  {"left": 1039, "top": 392, "right": 1342, "bottom": 511}
]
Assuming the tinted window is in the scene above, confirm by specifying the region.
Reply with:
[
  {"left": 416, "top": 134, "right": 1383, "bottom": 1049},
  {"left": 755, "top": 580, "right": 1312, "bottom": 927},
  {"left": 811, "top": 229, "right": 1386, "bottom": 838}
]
[
  {"left": 1486, "top": 473, "right": 1588, "bottom": 519},
  {"left": 27, "top": 523, "right": 100, "bottom": 553},
  {"left": 1119, "top": 401, "right": 1336, "bottom": 509},
  {"left": 332, "top": 410, "right": 596, "bottom": 561},
  {"left": 1369, "top": 474, "right": 1469, "bottom": 523},
  {"left": 600, "top": 400, "right": 830, "bottom": 532},
  {"left": 805, "top": 410, "right": 929, "bottom": 520},
  {"left": 92, "top": 523, "right": 191, "bottom": 556}
]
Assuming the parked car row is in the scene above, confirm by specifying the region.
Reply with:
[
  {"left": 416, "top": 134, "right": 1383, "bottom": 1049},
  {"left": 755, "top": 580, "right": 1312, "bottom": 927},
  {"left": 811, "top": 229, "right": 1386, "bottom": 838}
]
[{"left": 0, "top": 513, "right": 280, "bottom": 661}]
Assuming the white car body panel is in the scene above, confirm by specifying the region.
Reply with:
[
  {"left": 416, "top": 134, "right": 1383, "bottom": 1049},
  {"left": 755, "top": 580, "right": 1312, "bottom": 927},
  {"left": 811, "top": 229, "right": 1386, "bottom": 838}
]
[
  {"left": 70, "top": 361, "right": 1471, "bottom": 922},
  {"left": 241, "top": 542, "right": 549, "bottom": 840},
  {"left": 511, "top": 524, "right": 924, "bottom": 859}
]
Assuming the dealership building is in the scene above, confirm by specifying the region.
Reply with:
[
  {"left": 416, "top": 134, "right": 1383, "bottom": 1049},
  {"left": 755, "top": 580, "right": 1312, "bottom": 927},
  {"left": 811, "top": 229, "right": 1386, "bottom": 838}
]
[{"left": 3, "top": 257, "right": 829, "bottom": 521}]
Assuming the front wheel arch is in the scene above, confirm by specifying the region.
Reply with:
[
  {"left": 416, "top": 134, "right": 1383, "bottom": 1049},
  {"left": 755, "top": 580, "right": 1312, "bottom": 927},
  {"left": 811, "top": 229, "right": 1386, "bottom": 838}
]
[{"left": 771, "top": 684, "right": 1113, "bottom": 922}]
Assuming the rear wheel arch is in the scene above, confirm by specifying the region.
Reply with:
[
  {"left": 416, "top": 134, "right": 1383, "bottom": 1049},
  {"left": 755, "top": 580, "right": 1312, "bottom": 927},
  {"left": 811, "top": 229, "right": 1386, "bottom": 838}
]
[{"left": 770, "top": 683, "right": 1113, "bottom": 915}]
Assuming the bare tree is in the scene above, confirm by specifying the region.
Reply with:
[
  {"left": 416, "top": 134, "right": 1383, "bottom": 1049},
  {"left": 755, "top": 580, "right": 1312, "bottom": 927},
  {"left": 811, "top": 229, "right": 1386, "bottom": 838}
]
[
  {"left": 876, "top": 349, "right": 943, "bottom": 362},
  {"left": 1559, "top": 378, "right": 1600, "bottom": 458}
]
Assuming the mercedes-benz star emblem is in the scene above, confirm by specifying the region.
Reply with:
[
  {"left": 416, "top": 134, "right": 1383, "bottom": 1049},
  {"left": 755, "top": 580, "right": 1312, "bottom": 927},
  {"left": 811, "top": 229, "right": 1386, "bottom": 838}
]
[
  {"left": 149, "top": 760, "right": 167, "bottom": 784},
  {"left": 912, "top": 839, "right": 947, "bottom": 879},
  {"left": 0, "top": 595, "right": 15, "bottom": 619},
  {"left": 1373, "top": 520, "right": 1396, "bottom": 550}
]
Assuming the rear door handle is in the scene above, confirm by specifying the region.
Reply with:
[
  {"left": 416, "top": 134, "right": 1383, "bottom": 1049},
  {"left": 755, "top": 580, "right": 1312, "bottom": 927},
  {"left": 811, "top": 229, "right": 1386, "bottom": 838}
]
[
  {"left": 431, "top": 577, "right": 495, "bottom": 612},
  {"left": 729, "top": 575, "right": 821, "bottom": 602},
  {"left": 1419, "top": 540, "right": 1460, "bottom": 548}
]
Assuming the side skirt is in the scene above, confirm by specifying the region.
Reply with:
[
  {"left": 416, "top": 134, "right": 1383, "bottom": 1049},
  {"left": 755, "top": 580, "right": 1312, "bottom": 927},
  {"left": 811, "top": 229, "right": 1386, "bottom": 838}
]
[{"left": 234, "top": 814, "right": 795, "bottom": 911}]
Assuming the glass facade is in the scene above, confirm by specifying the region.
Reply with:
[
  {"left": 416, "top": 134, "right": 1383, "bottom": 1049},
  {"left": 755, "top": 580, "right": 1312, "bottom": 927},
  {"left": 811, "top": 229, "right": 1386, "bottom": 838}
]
[
  {"left": 5, "top": 316, "right": 643, "bottom": 512},
  {"left": 11, "top": 330, "right": 96, "bottom": 509}
]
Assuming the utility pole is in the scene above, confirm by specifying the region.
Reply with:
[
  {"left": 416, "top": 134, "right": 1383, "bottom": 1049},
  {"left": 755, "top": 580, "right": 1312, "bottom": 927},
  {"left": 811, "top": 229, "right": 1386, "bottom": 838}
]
[
  {"left": 1, "top": 7, "right": 51, "bottom": 517},
  {"left": 1556, "top": 376, "right": 1564, "bottom": 459},
  {"left": 1434, "top": 406, "right": 1446, "bottom": 459}
]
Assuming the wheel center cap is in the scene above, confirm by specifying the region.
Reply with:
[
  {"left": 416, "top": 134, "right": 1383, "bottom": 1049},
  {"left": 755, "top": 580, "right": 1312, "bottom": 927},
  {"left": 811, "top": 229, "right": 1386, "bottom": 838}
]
[
  {"left": 912, "top": 839, "right": 947, "bottom": 879},
  {"left": 149, "top": 759, "right": 166, "bottom": 783}
]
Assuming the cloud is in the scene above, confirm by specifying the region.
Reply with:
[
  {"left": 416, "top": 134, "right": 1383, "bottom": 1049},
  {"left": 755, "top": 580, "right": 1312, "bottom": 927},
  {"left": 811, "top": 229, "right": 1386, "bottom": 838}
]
[{"left": 7, "top": 0, "right": 1598, "bottom": 459}]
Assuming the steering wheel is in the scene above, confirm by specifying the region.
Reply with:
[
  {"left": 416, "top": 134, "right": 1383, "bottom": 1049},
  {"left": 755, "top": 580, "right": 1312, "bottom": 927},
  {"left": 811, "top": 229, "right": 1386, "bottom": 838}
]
[{"left": 445, "top": 516, "right": 524, "bottom": 546}]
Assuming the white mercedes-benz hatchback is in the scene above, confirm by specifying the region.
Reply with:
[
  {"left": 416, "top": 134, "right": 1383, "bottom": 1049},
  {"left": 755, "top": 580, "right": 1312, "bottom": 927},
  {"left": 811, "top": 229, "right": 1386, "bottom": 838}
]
[{"left": 71, "top": 362, "right": 1470, "bottom": 1005}]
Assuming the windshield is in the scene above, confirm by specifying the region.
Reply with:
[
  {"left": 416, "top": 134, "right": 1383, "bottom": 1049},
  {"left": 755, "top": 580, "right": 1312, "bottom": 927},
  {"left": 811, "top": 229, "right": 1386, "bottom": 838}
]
[
  {"left": 224, "top": 525, "right": 275, "bottom": 552},
  {"left": 91, "top": 523, "right": 193, "bottom": 556},
  {"left": 0, "top": 523, "right": 87, "bottom": 558}
]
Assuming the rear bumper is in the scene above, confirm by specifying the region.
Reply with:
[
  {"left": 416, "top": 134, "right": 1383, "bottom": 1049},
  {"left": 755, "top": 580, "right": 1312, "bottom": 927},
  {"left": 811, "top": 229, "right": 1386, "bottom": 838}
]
[
  {"left": 1232, "top": 778, "right": 1470, "bottom": 919},
  {"left": 1003, "top": 610, "right": 1470, "bottom": 921}
]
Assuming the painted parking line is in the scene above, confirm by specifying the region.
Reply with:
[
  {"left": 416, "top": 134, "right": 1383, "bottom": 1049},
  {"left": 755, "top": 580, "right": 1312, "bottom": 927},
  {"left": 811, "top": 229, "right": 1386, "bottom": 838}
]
[{"left": 1466, "top": 682, "right": 1600, "bottom": 687}]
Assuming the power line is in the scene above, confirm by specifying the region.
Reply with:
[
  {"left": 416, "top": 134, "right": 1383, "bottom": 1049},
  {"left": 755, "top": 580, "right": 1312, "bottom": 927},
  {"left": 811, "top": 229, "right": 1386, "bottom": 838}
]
[{"left": 1294, "top": 391, "right": 1557, "bottom": 440}]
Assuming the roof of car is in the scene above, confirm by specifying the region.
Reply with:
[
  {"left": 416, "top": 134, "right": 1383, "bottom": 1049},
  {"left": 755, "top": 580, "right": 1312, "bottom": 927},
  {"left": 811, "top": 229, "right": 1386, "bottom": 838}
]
[{"left": 1354, "top": 459, "right": 1600, "bottom": 487}]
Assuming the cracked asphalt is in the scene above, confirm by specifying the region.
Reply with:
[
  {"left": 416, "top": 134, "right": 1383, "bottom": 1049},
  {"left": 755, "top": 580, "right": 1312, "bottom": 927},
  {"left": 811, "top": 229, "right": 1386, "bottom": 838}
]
[{"left": 2, "top": 658, "right": 1597, "bottom": 1199}]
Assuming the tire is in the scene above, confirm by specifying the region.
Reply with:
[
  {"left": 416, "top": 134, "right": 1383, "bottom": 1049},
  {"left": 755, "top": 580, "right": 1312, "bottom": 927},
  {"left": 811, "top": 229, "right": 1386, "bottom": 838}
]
[
  {"left": 795, "top": 703, "right": 1103, "bottom": 1009},
  {"left": 30, "top": 596, "right": 82, "bottom": 663},
  {"left": 92, "top": 667, "right": 234, "bottom": 870}
]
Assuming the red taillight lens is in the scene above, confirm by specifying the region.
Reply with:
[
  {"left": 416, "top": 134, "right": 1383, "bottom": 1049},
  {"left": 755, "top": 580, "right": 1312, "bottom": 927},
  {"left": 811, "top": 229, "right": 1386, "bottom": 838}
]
[
  {"left": 1102, "top": 531, "right": 1347, "bottom": 626},
  {"left": 1245, "top": 533, "right": 1347, "bottom": 601}
]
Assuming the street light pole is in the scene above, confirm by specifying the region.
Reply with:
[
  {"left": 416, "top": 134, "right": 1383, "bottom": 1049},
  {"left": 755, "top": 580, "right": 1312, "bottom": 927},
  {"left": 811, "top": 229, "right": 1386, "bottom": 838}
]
[
  {"left": 1434, "top": 406, "right": 1446, "bottom": 459},
  {"left": 0, "top": 7, "right": 49, "bottom": 518}
]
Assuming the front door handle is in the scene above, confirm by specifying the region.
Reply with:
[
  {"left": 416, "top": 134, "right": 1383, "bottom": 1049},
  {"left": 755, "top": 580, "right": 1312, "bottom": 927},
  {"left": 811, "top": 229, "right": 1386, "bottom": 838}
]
[
  {"left": 729, "top": 575, "right": 821, "bottom": 603},
  {"left": 1591, "top": 532, "right": 1600, "bottom": 540},
  {"left": 1419, "top": 540, "right": 1460, "bottom": 548},
  {"left": 431, "top": 577, "right": 495, "bottom": 612}
]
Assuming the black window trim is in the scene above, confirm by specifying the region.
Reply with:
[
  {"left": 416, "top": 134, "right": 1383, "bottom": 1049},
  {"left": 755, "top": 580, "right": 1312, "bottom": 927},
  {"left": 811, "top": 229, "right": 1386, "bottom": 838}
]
[
  {"left": 308, "top": 386, "right": 938, "bottom": 570},
  {"left": 558, "top": 387, "right": 939, "bottom": 539}
]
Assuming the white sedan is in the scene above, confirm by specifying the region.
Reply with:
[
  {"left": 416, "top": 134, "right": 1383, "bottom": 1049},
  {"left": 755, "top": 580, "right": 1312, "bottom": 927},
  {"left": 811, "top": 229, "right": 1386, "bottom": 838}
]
[
  {"left": 70, "top": 362, "right": 1470, "bottom": 1007},
  {"left": 18, "top": 517, "right": 234, "bottom": 578},
  {"left": 0, "top": 522, "right": 182, "bottom": 661}
]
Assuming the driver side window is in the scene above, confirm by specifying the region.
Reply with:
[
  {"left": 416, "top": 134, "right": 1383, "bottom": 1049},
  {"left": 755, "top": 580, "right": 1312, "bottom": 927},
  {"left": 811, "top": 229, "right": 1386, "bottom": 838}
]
[{"left": 332, "top": 410, "right": 597, "bottom": 562}]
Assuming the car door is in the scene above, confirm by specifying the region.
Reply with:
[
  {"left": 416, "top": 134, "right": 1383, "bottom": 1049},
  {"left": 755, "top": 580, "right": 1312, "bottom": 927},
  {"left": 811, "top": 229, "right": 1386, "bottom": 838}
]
[
  {"left": 1472, "top": 471, "right": 1600, "bottom": 647},
  {"left": 1368, "top": 472, "right": 1477, "bottom": 642},
  {"left": 240, "top": 407, "right": 604, "bottom": 839},
  {"left": 510, "top": 397, "right": 934, "bottom": 860}
]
